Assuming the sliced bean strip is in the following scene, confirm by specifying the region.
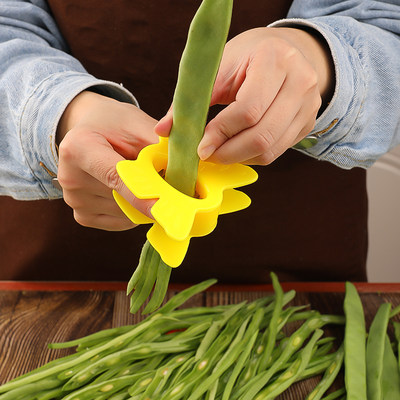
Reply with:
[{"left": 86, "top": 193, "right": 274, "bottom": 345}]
[
  {"left": 257, "top": 272, "right": 284, "bottom": 372},
  {"left": 253, "top": 329, "right": 324, "bottom": 400},
  {"left": 320, "top": 388, "right": 346, "bottom": 400},
  {"left": 305, "top": 343, "right": 344, "bottom": 400}
]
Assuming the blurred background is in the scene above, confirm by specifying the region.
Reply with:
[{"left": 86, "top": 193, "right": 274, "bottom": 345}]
[{"left": 367, "top": 145, "right": 400, "bottom": 282}]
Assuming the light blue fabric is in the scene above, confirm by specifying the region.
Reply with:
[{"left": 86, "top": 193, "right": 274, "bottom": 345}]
[
  {"left": 274, "top": 0, "right": 400, "bottom": 170},
  {"left": 0, "top": 0, "right": 399, "bottom": 200}
]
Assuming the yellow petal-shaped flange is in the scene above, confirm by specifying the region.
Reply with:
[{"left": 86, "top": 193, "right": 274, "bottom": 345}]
[{"left": 113, "top": 138, "right": 257, "bottom": 267}]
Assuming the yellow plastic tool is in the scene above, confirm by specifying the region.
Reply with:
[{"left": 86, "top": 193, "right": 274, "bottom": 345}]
[{"left": 113, "top": 138, "right": 258, "bottom": 267}]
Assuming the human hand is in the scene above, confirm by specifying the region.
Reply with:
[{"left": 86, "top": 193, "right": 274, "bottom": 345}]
[
  {"left": 57, "top": 91, "right": 158, "bottom": 231},
  {"left": 156, "top": 27, "right": 334, "bottom": 165}
]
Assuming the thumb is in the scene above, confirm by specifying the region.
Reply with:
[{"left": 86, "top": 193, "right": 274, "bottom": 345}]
[
  {"left": 79, "top": 133, "right": 156, "bottom": 219},
  {"left": 154, "top": 106, "right": 173, "bottom": 137}
]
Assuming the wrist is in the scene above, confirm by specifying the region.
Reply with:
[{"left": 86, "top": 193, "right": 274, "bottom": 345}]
[{"left": 56, "top": 91, "right": 104, "bottom": 145}]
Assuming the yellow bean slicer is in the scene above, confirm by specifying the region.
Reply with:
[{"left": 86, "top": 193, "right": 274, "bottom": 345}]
[{"left": 113, "top": 138, "right": 258, "bottom": 268}]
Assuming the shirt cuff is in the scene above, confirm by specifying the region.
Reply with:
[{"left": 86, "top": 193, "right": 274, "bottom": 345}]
[
  {"left": 269, "top": 18, "right": 366, "bottom": 169},
  {"left": 19, "top": 71, "right": 138, "bottom": 199}
]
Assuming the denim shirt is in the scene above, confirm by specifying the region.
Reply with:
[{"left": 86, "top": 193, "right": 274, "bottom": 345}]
[{"left": 0, "top": 0, "right": 399, "bottom": 200}]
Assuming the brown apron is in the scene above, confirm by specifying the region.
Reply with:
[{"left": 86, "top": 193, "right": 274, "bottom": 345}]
[{"left": 0, "top": 0, "right": 368, "bottom": 283}]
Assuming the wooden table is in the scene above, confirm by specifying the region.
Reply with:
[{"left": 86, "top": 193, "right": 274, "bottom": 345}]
[{"left": 1, "top": 281, "right": 400, "bottom": 397}]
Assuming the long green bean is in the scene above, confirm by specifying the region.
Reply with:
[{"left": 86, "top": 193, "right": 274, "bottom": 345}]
[
  {"left": 253, "top": 329, "right": 324, "bottom": 400},
  {"left": 343, "top": 281, "right": 367, "bottom": 400},
  {"left": 257, "top": 272, "right": 284, "bottom": 372},
  {"left": 128, "top": 0, "right": 234, "bottom": 315},
  {"left": 381, "top": 334, "right": 400, "bottom": 400},
  {"left": 320, "top": 388, "right": 346, "bottom": 400},
  {"left": 366, "top": 302, "right": 391, "bottom": 400},
  {"left": 305, "top": 344, "right": 344, "bottom": 400}
]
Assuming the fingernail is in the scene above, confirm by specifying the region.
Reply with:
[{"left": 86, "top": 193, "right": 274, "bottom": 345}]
[{"left": 199, "top": 145, "right": 216, "bottom": 160}]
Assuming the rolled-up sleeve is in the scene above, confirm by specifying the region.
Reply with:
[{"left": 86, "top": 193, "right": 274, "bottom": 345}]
[
  {"left": 272, "top": 0, "right": 400, "bottom": 169},
  {"left": 0, "top": 0, "right": 137, "bottom": 200}
]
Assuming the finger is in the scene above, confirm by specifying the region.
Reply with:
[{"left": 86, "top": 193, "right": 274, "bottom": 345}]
[
  {"left": 59, "top": 129, "right": 156, "bottom": 218},
  {"left": 242, "top": 113, "right": 316, "bottom": 165},
  {"left": 223, "top": 91, "right": 319, "bottom": 165},
  {"left": 154, "top": 105, "right": 173, "bottom": 137},
  {"left": 209, "top": 65, "right": 321, "bottom": 165},
  {"left": 208, "top": 85, "right": 300, "bottom": 164},
  {"left": 198, "top": 57, "right": 286, "bottom": 160},
  {"left": 63, "top": 191, "right": 131, "bottom": 218},
  {"left": 73, "top": 210, "right": 137, "bottom": 231}
]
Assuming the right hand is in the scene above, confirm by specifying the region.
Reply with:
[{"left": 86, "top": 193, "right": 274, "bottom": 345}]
[{"left": 56, "top": 91, "right": 158, "bottom": 231}]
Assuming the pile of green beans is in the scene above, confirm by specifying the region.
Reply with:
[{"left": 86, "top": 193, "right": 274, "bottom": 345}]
[
  {"left": 3, "top": 277, "right": 400, "bottom": 399},
  {"left": 127, "top": 0, "right": 234, "bottom": 315},
  {"left": 0, "top": 274, "right": 349, "bottom": 400}
]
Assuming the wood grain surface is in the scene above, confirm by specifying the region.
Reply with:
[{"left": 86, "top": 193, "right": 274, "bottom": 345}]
[{"left": 1, "top": 285, "right": 400, "bottom": 398}]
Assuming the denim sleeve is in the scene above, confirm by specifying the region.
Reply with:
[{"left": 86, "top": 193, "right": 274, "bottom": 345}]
[
  {"left": 271, "top": 0, "right": 400, "bottom": 169},
  {"left": 0, "top": 0, "right": 137, "bottom": 200}
]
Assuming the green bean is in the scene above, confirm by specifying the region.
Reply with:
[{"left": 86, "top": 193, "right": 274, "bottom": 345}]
[
  {"left": 129, "top": 246, "right": 160, "bottom": 314},
  {"left": 63, "top": 323, "right": 207, "bottom": 391},
  {"left": 195, "top": 302, "right": 246, "bottom": 360},
  {"left": 343, "top": 281, "right": 367, "bottom": 400},
  {"left": 221, "top": 331, "right": 259, "bottom": 400},
  {"left": 0, "top": 314, "right": 172, "bottom": 392},
  {"left": 320, "top": 388, "right": 346, "bottom": 400},
  {"left": 163, "top": 307, "right": 251, "bottom": 399},
  {"left": 91, "top": 362, "right": 134, "bottom": 385},
  {"left": 258, "top": 290, "right": 297, "bottom": 330},
  {"left": 300, "top": 353, "right": 339, "bottom": 380},
  {"left": 305, "top": 343, "right": 344, "bottom": 400},
  {"left": 239, "top": 300, "right": 301, "bottom": 382},
  {"left": 205, "top": 379, "right": 219, "bottom": 400},
  {"left": 381, "top": 334, "right": 400, "bottom": 400},
  {"left": 393, "top": 321, "right": 400, "bottom": 371},
  {"left": 62, "top": 374, "right": 145, "bottom": 400},
  {"left": 235, "top": 315, "right": 326, "bottom": 400},
  {"left": 250, "top": 329, "right": 324, "bottom": 400},
  {"left": 142, "top": 259, "right": 172, "bottom": 314},
  {"left": 0, "top": 377, "right": 60, "bottom": 400},
  {"left": 389, "top": 303, "right": 400, "bottom": 318},
  {"left": 187, "top": 316, "right": 253, "bottom": 400},
  {"left": 1, "top": 351, "right": 81, "bottom": 386},
  {"left": 366, "top": 302, "right": 391, "bottom": 400},
  {"left": 165, "top": 0, "right": 233, "bottom": 192},
  {"left": 155, "top": 279, "right": 217, "bottom": 315},
  {"left": 49, "top": 325, "right": 136, "bottom": 351},
  {"left": 107, "top": 392, "right": 131, "bottom": 400},
  {"left": 312, "top": 340, "right": 335, "bottom": 359},
  {"left": 128, "top": 0, "right": 234, "bottom": 315},
  {"left": 140, "top": 352, "right": 194, "bottom": 399},
  {"left": 257, "top": 272, "right": 284, "bottom": 372},
  {"left": 35, "top": 386, "right": 64, "bottom": 400},
  {"left": 192, "top": 307, "right": 265, "bottom": 400},
  {"left": 236, "top": 306, "right": 303, "bottom": 388},
  {"left": 126, "top": 240, "right": 151, "bottom": 296}
]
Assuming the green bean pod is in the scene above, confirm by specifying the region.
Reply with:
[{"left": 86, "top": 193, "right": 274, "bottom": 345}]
[
  {"left": 320, "top": 388, "right": 346, "bottom": 400},
  {"left": 166, "top": 0, "right": 233, "bottom": 193},
  {"left": 381, "top": 334, "right": 400, "bottom": 400},
  {"left": 366, "top": 302, "right": 391, "bottom": 400},
  {"left": 305, "top": 343, "right": 344, "bottom": 400},
  {"left": 128, "top": 0, "right": 234, "bottom": 315},
  {"left": 343, "top": 281, "right": 367, "bottom": 400}
]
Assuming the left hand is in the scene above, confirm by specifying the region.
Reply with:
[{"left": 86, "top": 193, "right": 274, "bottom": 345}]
[{"left": 156, "top": 27, "right": 334, "bottom": 165}]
